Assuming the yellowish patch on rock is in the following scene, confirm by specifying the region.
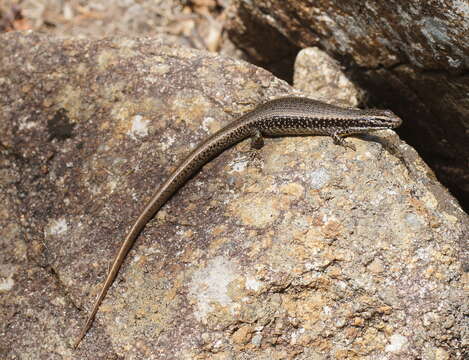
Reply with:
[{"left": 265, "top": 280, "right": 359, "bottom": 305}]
[
  {"left": 232, "top": 325, "right": 253, "bottom": 345},
  {"left": 169, "top": 93, "right": 216, "bottom": 131},
  {"left": 282, "top": 293, "right": 327, "bottom": 329},
  {"left": 107, "top": 96, "right": 168, "bottom": 144},
  {"left": 207, "top": 237, "right": 231, "bottom": 256},
  {"left": 279, "top": 182, "right": 304, "bottom": 198},
  {"left": 322, "top": 220, "right": 343, "bottom": 239},
  {"left": 227, "top": 277, "right": 250, "bottom": 302},
  {"left": 367, "top": 258, "right": 385, "bottom": 274},
  {"left": 211, "top": 224, "right": 227, "bottom": 237},
  {"left": 54, "top": 84, "right": 84, "bottom": 121},
  {"left": 227, "top": 194, "right": 285, "bottom": 228},
  {"left": 247, "top": 232, "right": 274, "bottom": 258},
  {"left": 97, "top": 49, "right": 119, "bottom": 71},
  {"left": 102, "top": 260, "right": 187, "bottom": 348},
  {"left": 150, "top": 60, "right": 170, "bottom": 75},
  {"left": 110, "top": 101, "right": 140, "bottom": 140}
]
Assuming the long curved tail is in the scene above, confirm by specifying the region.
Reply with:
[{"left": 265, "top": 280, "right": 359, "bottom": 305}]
[
  {"left": 73, "top": 121, "right": 251, "bottom": 349},
  {"left": 72, "top": 200, "right": 159, "bottom": 348}
]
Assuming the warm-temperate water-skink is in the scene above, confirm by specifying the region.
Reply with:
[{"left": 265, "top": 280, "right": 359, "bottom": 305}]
[{"left": 73, "top": 96, "right": 402, "bottom": 348}]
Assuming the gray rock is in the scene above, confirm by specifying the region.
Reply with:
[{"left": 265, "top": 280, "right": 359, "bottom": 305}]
[
  {"left": 0, "top": 33, "right": 467, "bottom": 359},
  {"left": 293, "top": 47, "right": 362, "bottom": 107},
  {"left": 226, "top": 0, "right": 469, "bottom": 213}
]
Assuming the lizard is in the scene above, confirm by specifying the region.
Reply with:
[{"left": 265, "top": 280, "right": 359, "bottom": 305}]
[{"left": 73, "top": 96, "right": 402, "bottom": 348}]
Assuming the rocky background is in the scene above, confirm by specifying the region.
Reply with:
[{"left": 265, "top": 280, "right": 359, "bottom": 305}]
[
  {"left": 1, "top": 1, "right": 468, "bottom": 359},
  {"left": 1, "top": 0, "right": 468, "bottom": 213}
]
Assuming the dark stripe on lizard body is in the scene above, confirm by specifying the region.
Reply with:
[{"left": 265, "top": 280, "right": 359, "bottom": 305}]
[{"left": 73, "top": 96, "right": 402, "bottom": 348}]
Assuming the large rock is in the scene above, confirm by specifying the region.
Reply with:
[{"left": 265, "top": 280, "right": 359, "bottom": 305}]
[
  {"left": 0, "top": 32, "right": 467, "bottom": 359},
  {"left": 226, "top": 0, "right": 469, "bottom": 213}
]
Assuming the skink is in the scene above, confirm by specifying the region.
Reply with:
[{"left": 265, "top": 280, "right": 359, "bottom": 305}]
[{"left": 73, "top": 96, "right": 402, "bottom": 348}]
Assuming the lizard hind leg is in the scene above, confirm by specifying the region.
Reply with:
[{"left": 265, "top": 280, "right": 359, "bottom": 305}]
[
  {"left": 243, "top": 129, "right": 264, "bottom": 164},
  {"left": 250, "top": 129, "right": 264, "bottom": 149}
]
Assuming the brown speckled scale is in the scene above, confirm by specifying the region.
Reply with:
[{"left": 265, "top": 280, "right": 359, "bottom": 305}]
[{"left": 73, "top": 97, "right": 402, "bottom": 348}]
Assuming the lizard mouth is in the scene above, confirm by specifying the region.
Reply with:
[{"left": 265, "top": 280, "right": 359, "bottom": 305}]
[{"left": 378, "top": 110, "right": 403, "bottom": 128}]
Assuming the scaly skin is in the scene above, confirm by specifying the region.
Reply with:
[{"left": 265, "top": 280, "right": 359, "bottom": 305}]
[{"left": 73, "top": 97, "right": 402, "bottom": 348}]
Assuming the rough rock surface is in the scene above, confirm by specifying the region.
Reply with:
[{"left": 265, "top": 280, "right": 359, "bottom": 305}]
[
  {"left": 1, "top": 32, "right": 468, "bottom": 359},
  {"left": 293, "top": 47, "right": 362, "bottom": 108},
  {"left": 226, "top": 0, "right": 469, "bottom": 212}
]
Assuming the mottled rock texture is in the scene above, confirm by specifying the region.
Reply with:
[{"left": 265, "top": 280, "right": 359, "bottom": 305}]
[
  {"left": 0, "top": 33, "right": 467, "bottom": 359},
  {"left": 226, "top": 0, "right": 469, "bottom": 212},
  {"left": 293, "top": 47, "right": 362, "bottom": 108}
]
